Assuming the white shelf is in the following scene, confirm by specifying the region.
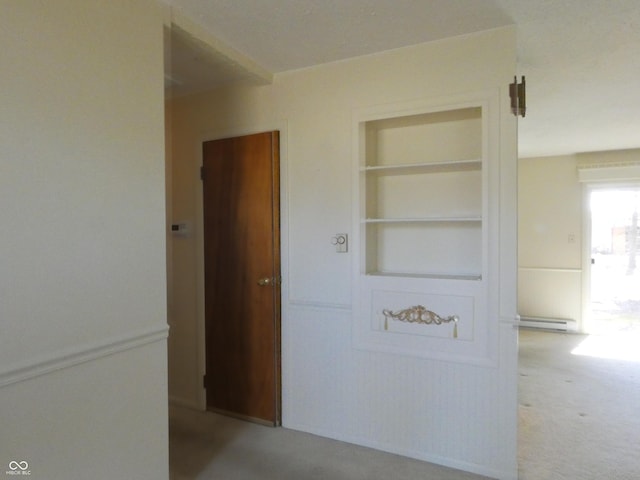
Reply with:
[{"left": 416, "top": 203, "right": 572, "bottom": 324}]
[
  {"left": 364, "top": 217, "right": 481, "bottom": 224},
  {"left": 363, "top": 159, "right": 481, "bottom": 175},
  {"left": 366, "top": 271, "right": 482, "bottom": 281},
  {"left": 359, "top": 104, "right": 484, "bottom": 283}
]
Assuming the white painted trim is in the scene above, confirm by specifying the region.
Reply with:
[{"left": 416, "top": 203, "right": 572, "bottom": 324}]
[
  {"left": 578, "top": 164, "right": 640, "bottom": 183},
  {"left": 352, "top": 88, "right": 499, "bottom": 123},
  {"left": 582, "top": 185, "right": 594, "bottom": 333},
  {"left": 0, "top": 324, "right": 169, "bottom": 388}
]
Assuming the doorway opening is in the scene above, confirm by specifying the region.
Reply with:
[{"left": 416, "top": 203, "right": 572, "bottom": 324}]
[{"left": 588, "top": 187, "right": 640, "bottom": 335}]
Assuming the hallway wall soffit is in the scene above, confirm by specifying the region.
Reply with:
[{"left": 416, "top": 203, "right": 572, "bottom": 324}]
[{"left": 165, "top": 8, "right": 273, "bottom": 98}]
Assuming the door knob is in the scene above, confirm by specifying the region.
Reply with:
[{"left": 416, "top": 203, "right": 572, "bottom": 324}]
[{"left": 257, "top": 277, "right": 272, "bottom": 286}]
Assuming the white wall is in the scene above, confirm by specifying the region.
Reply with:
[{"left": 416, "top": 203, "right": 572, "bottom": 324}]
[
  {"left": 518, "top": 149, "right": 640, "bottom": 330},
  {"left": 518, "top": 155, "right": 583, "bottom": 324},
  {"left": 0, "top": 1, "right": 168, "bottom": 478},
  {"left": 168, "top": 27, "right": 517, "bottom": 479}
]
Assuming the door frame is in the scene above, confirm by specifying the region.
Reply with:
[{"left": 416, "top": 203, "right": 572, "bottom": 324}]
[
  {"left": 194, "top": 122, "right": 289, "bottom": 411},
  {"left": 582, "top": 183, "right": 593, "bottom": 334},
  {"left": 582, "top": 181, "right": 640, "bottom": 333}
]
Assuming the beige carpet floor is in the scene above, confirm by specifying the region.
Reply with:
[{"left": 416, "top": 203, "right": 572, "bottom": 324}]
[
  {"left": 169, "top": 407, "right": 491, "bottom": 480},
  {"left": 518, "top": 328, "right": 640, "bottom": 479}
]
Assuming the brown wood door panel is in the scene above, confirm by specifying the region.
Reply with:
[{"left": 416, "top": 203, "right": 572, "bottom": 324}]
[{"left": 202, "top": 131, "right": 280, "bottom": 424}]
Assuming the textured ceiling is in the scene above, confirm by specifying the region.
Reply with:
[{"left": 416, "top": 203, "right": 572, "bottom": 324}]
[{"left": 164, "top": 0, "right": 640, "bottom": 158}]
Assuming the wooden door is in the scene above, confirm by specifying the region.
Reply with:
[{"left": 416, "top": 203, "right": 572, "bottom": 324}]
[{"left": 202, "top": 131, "right": 280, "bottom": 425}]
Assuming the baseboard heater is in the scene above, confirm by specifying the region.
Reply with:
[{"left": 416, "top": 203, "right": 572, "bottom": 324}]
[{"left": 519, "top": 316, "right": 578, "bottom": 332}]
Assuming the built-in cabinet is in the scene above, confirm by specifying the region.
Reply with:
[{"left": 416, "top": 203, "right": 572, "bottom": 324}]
[
  {"left": 353, "top": 93, "right": 499, "bottom": 363},
  {"left": 363, "top": 107, "right": 483, "bottom": 279}
]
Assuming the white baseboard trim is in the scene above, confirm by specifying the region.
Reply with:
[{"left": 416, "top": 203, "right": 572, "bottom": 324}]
[{"left": 0, "top": 324, "right": 169, "bottom": 388}]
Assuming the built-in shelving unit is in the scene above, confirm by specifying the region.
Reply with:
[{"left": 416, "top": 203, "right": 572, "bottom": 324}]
[
  {"left": 361, "top": 106, "right": 484, "bottom": 280},
  {"left": 353, "top": 95, "right": 497, "bottom": 361}
]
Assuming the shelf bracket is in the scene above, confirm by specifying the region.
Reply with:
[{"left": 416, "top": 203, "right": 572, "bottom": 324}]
[{"left": 382, "top": 305, "right": 458, "bottom": 338}]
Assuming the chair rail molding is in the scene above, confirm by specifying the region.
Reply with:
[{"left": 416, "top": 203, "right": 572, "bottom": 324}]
[{"left": 0, "top": 324, "right": 169, "bottom": 388}]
